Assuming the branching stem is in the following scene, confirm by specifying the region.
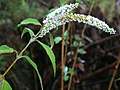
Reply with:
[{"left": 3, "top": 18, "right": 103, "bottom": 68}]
[{"left": 2, "top": 38, "right": 33, "bottom": 77}]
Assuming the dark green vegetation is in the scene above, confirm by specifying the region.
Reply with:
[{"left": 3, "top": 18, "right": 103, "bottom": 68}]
[{"left": 0, "top": 0, "right": 120, "bottom": 90}]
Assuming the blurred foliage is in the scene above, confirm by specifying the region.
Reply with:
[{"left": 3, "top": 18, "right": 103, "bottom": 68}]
[
  {"left": 0, "top": 0, "right": 48, "bottom": 26},
  {"left": 98, "top": 0, "right": 116, "bottom": 21}
]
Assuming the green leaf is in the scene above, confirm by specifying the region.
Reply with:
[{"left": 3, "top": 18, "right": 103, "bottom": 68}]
[
  {"left": 78, "top": 49, "right": 87, "bottom": 55},
  {"left": 17, "top": 18, "right": 41, "bottom": 27},
  {"left": 60, "top": 0, "right": 68, "bottom": 5},
  {"left": 64, "top": 75, "right": 69, "bottom": 81},
  {"left": 49, "top": 32, "right": 54, "bottom": 49},
  {"left": 64, "top": 30, "right": 69, "bottom": 40},
  {"left": 21, "top": 27, "right": 35, "bottom": 38},
  {"left": 1, "top": 79, "right": 12, "bottom": 90},
  {"left": 54, "top": 37, "right": 62, "bottom": 44},
  {"left": 116, "top": 78, "right": 120, "bottom": 81},
  {"left": 0, "top": 45, "right": 14, "bottom": 54},
  {"left": 22, "top": 56, "right": 43, "bottom": 90},
  {"left": 72, "top": 41, "right": 79, "bottom": 47},
  {"left": 36, "top": 40, "right": 56, "bottom": 77},
  {"left": 74, "top": 35, "right": 81, "bottom": 41}
]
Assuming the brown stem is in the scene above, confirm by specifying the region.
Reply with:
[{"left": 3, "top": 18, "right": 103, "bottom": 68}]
[
  {"left": 64, "top": 23, "right": 72, "bottom": 64},
  {"left": 108, "top": 58, "right": 120, "bottom": 90},
  {"left": 68, "top": 46, "right": 79, "bottom": 90},
  {"left": 81, "top": 1, "right": 95, "bottom": 38},
  {"left": 61, "top": 25, "right": 65, "bottom": 90},
  {"left": 70, "top": 23, "right": 73, "bottom": 51},
  {"left": 84, "top": 34, "right": 120, "bottom": 50},
  {"left": 80, "top": 61, "right": 117, "bottom": 81},
  {"left": 68, "top": 1, "right": 95, "bottom": 89}
]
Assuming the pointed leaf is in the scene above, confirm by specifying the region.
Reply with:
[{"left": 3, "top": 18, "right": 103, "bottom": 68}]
[
  {"left": 17, "top": 18, "right": 41, "bottom": 27},
  {"left": 49, "top": 32, "right": 54, "bottom": 49},
  {"left": 78, "top": 49, "right": 87, "bottom": 55},
  {"left": 54, "top": 37, "right": 62, "bottom": 44},
  {"left": 22, "top": 56, "right": 43, "bottom": 90},
  {"left": 0, "top": 45, "right": 14, "bottom": 54},
  {"left": 1, "top": 80, "right": 12, "bottom": 90},
  {"left": 36, "top": 40, "right": 56, "bottom": 77},
  {"left": 21, "top": 28, "right": 35, "bottom": 38},
  {"left": 64, "top": 30, "right": 69, "bottom": 40}
]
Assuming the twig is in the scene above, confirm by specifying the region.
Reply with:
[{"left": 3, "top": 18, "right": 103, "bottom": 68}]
[
  {"left": 108, "top": 58, "right": 120, "bottom": 90},
  {"left": 68, "top": 46, "right": 79, "bottom": 90},
  {"left": 61, "top": 25, "right": 65, "bottom": 90},
  {"left": 80, "top": 61, "right": 117, "bottom": 81},
  {"left": 64, "top": 23, "right": 72, "bottom": 64},
  {"left": 81, "top": 1, "right": 95, "bottom": 38},
  {"left": 70, "top": 23, "right": 73, "bottom": 51},
  {"left": 67, "top": 1, "right": 95, "bottom": 90},
  {"left": 2, "top": 41, "right": 31, "bottom": 77},
  {"left": 84, "top": 34, "right": 120, "bottom": 50}
]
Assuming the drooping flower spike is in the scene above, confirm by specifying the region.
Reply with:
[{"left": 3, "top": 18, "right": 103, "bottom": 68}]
[
  {"left": 39, "top": 3, "right": 116, "bottom": 37},
  {"left": 63, "top": 13, "right": 116, "bottom": 34}
]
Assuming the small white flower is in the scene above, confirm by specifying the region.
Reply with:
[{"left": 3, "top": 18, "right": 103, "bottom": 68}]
[
  {"left": 38, "top": 3, "right": 116, "bottom": 38},
  {"left": 64, "top": 13, "right": 116, "bottom": 34},
  {"left": 39, "top": 3, "right": 79, "bottom": 37},
  {"left": 43, "top": 3, "right": 79, "bottom": 24}
]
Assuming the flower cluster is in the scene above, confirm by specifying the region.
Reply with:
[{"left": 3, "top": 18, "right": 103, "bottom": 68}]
[
  {"left": 39, "top": 3, "right": 79, "bottom": 37},
  {"left": 43, "top": 3, "right": 79, "bottom": 24},
  {"left": 39, "top": 3, "right": 116, "bottom": 37},
  {"left": 63, "top": 13, "right": 116, "bottom": 34}
]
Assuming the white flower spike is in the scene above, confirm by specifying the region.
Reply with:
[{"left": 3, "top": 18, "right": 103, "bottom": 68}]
[
  {"left": 63, "top": 13, "right": 116, "bottom": 34},
  {"left": 39, "top": 3, "right": 116, "bottom": 37}
]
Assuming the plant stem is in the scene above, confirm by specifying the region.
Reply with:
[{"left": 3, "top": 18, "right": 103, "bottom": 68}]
[
  {"left": 70, "top": 23, "right": 73, "bottom": 51},
  {"left": 61, "top": 25, "right": 65, "bottom": 90},
  {"left": 81, "top": 1, "right": 95, "bottom": 38},
  {"left": 68, "top": 2, "right": 95, "bottom": 89},
  {"left": 2, "top": 39, "right": 32, "bottom": 77},
  {"left": 2, "top": 58, "right": 18, "bottom": 77},
  {"left": 64, "top": 22, "right": 71, "bottom": 64},
  {"left": 19, "top": 40, "right": 32, "bottom": 56},
  {"left": 68, "top": 46, "right": 79, "bottom": 90},
  {"left": 108, "top": 58, "right": 120, "bottom": 90}
]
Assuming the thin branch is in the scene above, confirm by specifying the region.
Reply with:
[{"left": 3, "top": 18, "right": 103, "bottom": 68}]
[
  {"left": 64, "top": 23, "right": 72, "bottom": 64},
  {"left": 67, "top": 1, "right": 95, "bottom": 90},
  {"left": 84, "top": 34, "right": 120, "bottom": 50},
  {"left": 80, "top": 61, "right": 117, "bottom": 81},
  {"left": 108, "top": 58, "right": 120, "bottom": 90},
  {"left": 68, "top": 46, "right": 79, "bottom": 90},
  {"left": 61, "top": 25, "right": 65, "bottom": 90},
  {"left": 81, "top": 1, "right": 95, "bottom": 37}
]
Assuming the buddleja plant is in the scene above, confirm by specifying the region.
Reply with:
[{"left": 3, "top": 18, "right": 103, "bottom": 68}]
[{"left": 0, "top": 3, "right": 116, "bottom": 90}]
